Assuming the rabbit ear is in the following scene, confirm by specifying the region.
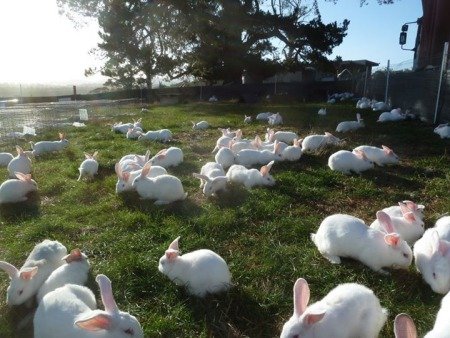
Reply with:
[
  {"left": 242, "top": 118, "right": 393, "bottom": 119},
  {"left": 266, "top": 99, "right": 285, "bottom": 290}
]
[
  {"left": 260, "top": 161, "right": 274, "bottom": 176},
  {"left": 439, "top": 240, "right": 450, "bottom": 256},
  {"left": 394, "top": 313, "right": 417, "bottom": 338},
  {"left": 402, "top": 200, "right": 418, "bottom": 212},
  {"left": 403, "top": 212, "right": 416, "bottom": 224},
  {"left": 19, "top": 266, "right": 38, "bottom": 280},
  {"left": 193, "top": 173, "right": 210, "bottom": 182},
  {"left": 114, "top": 163, "right": 122, "bottom": 178},
  {"left": 304, "top": 311, "right": 326, "bottom": 325},
  {"left": 62, "top": 248, "right": 83, "bottom": 263},
  {"left": 14, "top": 172, "right": 31, "bottom": 182},
  {"left": 145, "top": 150, "right": 151, "bottom": 162},
  {"left": 354, "top": 149, "right": 368, "bottom": 161},
  {"left": 122, "top": 172, "right": 130, "bottom": 183},
  {"left": 384, "top": 233, "right": 400, "bottom": 247},
  {"left": 356, "top": 113, "right": 361, "bottom": 121},
  {"left": 293, "top": 278, "right": 309, "bottom": 317},
  {"left": 431, "top": 231, "right": 441, "bottom": 253},
  {"left": 92, "top": 151, "right": 98, "bottom": 159},
  {"left": 76, "top": 313, "right": 112, "bottom": 331},
  {"left": 324, "top": 132, "right": 332, "bottom": 137},
  {"left": 211, "top": 176, "right": 228, "bottom": 185},
  {"left": 382, "top": 145, "right": 393, "bottom": 155},
  {"left": 59, "top": 133, "right": 65, "bottom": 140},
  {"left": 0, "top": 261, "right": 19, "bottom": 278},
  {"left": 84, "top": 153, "right": 92, "bottom": 159},
  {"left": 168, "top": 236, "right": 180, "bottom": 251},
  {"left": 96, "top": 274, "right": 119, "bottom": 313},
  {"left": 376, "top": 211, "right": 395, "bottom": 233},
  {"left": 141, "top": 163, "right": 151, "bottom": 177},
  {"left": 16, "top": 145, "right": 24, "bottom": 155}
]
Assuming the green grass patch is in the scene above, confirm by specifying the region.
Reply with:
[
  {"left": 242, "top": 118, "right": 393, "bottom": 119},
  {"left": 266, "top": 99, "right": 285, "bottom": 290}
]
[{"left": 0, "top": 102, "right": 449, "bottom": 337}]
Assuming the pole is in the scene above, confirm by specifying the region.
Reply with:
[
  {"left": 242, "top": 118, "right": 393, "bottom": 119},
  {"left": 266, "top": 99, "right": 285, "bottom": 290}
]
[
  {"left": 434, "top": 42, "right": 449, "bottom": 124},
  {"left": 363, "top": 65, "right": 369, "bottom": 97},
  {"left": 384, "top": 60, "right": 390, "bottom": 103}
]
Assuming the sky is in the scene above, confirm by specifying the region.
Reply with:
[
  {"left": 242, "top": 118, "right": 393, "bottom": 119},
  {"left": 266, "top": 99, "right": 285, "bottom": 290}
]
[{"left": 0, "top": 0, "right": 423, "bottom": 86}]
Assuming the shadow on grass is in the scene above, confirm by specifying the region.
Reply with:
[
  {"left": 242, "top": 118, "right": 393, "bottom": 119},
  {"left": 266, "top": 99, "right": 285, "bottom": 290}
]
[
  {"left": 182, "top": 285, "right": 277, "bottom": 337},
  {"left": 3, "top": 302, "right": 35, "bottom": 338},
  {"left": 214, "top": 185, "right": 250, "bottom": 209},
  {"left": 0, "top": 192, "right": 40, "bottom": 221},
  {"left": 119, "top": 191, "right": 204, "bottom": 218}
]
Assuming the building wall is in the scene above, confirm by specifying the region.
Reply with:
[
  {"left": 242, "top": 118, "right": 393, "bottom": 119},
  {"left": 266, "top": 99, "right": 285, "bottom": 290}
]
[{"left": 417, "top": 0, "right": 450, "bottom": 68}]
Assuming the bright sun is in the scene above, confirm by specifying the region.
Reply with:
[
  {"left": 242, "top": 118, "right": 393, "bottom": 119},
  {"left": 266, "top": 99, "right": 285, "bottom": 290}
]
[{"left": 0, "top": 0, "right": 105, "bottom": 84}]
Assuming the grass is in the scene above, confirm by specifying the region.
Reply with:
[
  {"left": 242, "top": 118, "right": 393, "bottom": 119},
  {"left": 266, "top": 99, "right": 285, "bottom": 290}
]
[{"left": 0, "top": 101, "right": 449, "bottom": 337}]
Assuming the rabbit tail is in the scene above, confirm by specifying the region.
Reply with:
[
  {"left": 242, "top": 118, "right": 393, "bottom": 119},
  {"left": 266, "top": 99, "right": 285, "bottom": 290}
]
[{"left": 310, "top": 233, "right": 317, "bottom": 244}]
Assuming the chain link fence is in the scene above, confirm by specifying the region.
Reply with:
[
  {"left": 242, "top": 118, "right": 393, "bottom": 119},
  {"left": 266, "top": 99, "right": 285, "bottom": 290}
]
[{"left": 370, "top": 43, "right": 449, "bottom": 123}]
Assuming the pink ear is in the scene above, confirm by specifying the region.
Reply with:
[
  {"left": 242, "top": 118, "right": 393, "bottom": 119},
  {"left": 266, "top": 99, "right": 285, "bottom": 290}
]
[
  {"left": 165, "top": 250, "right": 179, "bottom": 262},
  {"left": 439, "top": 240, "right": 450, "bottom": 256},
  {"left": 353, "top": 149, "right": 364, "bottom": 160},
  {"left": 16, "top": 145, "right": 24, "bottom": 155},
  {"left": 141, "top": 163, "right": 151, "bottom": 177},
  {"left": 114, "top": 163, "right": 122, "bottom": 178},
  {"left": 305, "top": 311, "right": 326, "bottom": 325},
  {"left": 96, "top": 274, "right": 119, "bottom": 313},
  {"left": 122, "top": 172, "right": 130, "bottom": 183},
  {"left": 19, "top": 266, "right": 38, "bottom": 280},
  {"left": 75, "top": 313, "right": 111, "bottom": 331},
  {"left": 381, "top": 145, "right": 393, "bottom": 155},
  {"left": 403, "top": 200, "right": 418, "bottom": 212},
  {"left": 325, "top": 132, "right": 332, "bottom": 136},
  {"left": 403, "top": 212, "right": 416, "bottom": 224},
  {"left": 398, "top": 202, "right": 413, "bottom": 215},
  {"left": 376, "top": 211, "right": 395, "bottom": 233},
  {"left": 63, "top": 248, "right": 83, "bottom": 263},
  {"left": 59, "top": 133, "right": 65, "bottom": 140},
  {"left": 384, "top": 233, "right": 400, "bottom": 247},
  {"left": 293, "top": 278, "right": 309, "bottom": 317},
  {"left": 168, "top": 236, "right": 180, "bottom": 251}
]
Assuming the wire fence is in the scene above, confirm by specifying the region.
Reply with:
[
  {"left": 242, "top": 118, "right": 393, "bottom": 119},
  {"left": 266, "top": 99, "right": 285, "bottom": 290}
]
[{"left": 369, "top": 44, "right": 450, "bottom": 123}]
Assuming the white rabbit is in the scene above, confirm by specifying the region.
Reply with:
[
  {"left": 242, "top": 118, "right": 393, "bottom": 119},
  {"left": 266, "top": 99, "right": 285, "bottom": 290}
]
[
  {"left": 131, "top": 163, "right": 187, "bottom": 204},
  {"left": 235, "top": 140, "right": 282, "bottom": 167},
  {"left": 119, "top": 150, "right": 151, "bottom": 167},
  {"left": 434, "top": 123, "right": 450, "bottom": 139},
  {"left": 356, "top": 97, "right": 371, "bottom": 109},
  {"left": 0, "top": 239, "right": 67, "bottom": 306},
  {"left": 78, "top": 152, "right": 99, "bottom": 181},
  {"left": 193, "top": 162, "right": 227, "bottom": 197},
  {"left": 192, "top": 120, "right": 210, "bottom": 130},
  {"left": 353, "top": 145, "right": 399, "bottom": 166},
  {"left": 371, "top": 203, "right": 424, "bottom": 244},
  {"left": 34, "top": 274, "right": 144, "bottom": 338},
  {"left": 281, "top": 139, "right": 303, "bottom": 161},
  {"left": 435, "top": 216, "right": 450, "bottom": 240},
  {"left": 383, "top": 200, "right": 425, "bottom": 221},
  {"left": 372, "top": 101, "right": 391, "bottom": 111},
  {"left": 133, "top": 118, "right": 143, "bottom": 129},
  {"left": 158, "top": 237, "right": 231, "bottom": 297},
  {"left": 212, "top": 135, "right": 233, "bottom": 153},
  {"left": 115, "top": 162, "right": 167, "bottom": 193},
  {"left": 265, "top": 128, "right": 298, "bottom": 144},
  {"left": 36, "top": 248, "right": 90, "bottom": 303},
  {"left": 230, "top": 138, "right": 257, "bottom": 154},
  {"left": 218, "top": 127, "right": 237, "bottom": 138},
  {"left": 378, "top": 108, "right": 405, "bottom": 122},
  {"left": 268, "top": 112, "right": 283, "bottom": 125},
  {"left": 244, "top": 115, "right": 252, "bottom": 123},
  {"left": 336, "top": 113, "right": 364, "bottom": 132},
  {"left": 138, "top": 129, "right": 172, "bottom": 142},
  {"left": 126, "top": 127, "right": 141, "bottom": 139},
  {"left": 148, "top": 147, "right": 183, "bottom": 168},
  {"left": 0, "top": 172, "right": 38, "bottom": 204},
  {"left": 0, "top": 152, "right": 13, "bottom": 167},
  {"left": 318, "top": 108, "right": 327, "bottom": 115},
  {"left": 311, "top": 212, "right": 413, "bottom": 274},
  {"left": 281, "top": 278, "right": 387, "bottom": 338},
  {"left": 301, "top": 132, "right": 340, "bottom": 152},
  {"left": 328, "top": 149, "right": 374, "bottom": 174},
  {"left": 30, "top": 133, "right": 69, "bottom": 156},
  {"left": 111, "top": 122, "right": 134, "bottom": 134},
  {"left": 394, "top": 293, "right": 450, "bottom": 338},
  {"left": 256, "top": 112, "right": 272, "bottom": 121},
  {"left": 215, "top": 146, "right": 235, "bottom": 169},
  {"left": 413, "top": 229, "right": 450, "bottom": 294},
  {"left": 7, "top": 145, "right": 32, "bottom": 178},
  {"left": 226, "top": 161, "right": 275, "bottom": 189}
]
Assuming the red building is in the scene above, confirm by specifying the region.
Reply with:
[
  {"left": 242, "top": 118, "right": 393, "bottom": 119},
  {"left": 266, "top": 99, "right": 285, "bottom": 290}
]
[{"left": 415, "top": 0, "right": 450, "bottom": 69}]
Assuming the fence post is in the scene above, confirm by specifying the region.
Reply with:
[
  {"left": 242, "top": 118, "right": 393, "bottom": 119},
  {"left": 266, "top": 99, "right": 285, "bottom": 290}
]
[
  {"left": 384, "top": 60, "right": 390, "bottom": 103},
  {"left": 434, "top": 42, "right": 449, "bottom": 124}
]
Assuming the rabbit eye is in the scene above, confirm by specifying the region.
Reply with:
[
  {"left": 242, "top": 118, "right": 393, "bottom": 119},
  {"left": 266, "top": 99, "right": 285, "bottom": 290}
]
[
  {"left": 124, "top": 328, "right": 134, "bottom": 335},
  {"left": 433, "top": 272, "right": 437, "bottom": 279},
  {"left": 403, "top": 253, "right": 409, "bottom": 258},
  {"left": 18, "top": 290, "right": 23, "bottom": 296}
]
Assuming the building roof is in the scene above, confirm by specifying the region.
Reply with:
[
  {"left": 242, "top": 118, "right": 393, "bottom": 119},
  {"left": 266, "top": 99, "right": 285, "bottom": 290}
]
[{"left": 341, "top": 60, "right": 380, "bottom": 67}]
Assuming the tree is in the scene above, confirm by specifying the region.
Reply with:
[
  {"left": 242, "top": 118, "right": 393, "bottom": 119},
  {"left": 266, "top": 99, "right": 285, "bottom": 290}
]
[{"left": 57, "top": 0, "right": 349, "bottom": 86}]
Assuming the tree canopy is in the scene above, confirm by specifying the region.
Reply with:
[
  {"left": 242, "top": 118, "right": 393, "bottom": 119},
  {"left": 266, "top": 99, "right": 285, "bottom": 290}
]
[{"left": 57, "top": 0, "right": 349, "bottom": 88}]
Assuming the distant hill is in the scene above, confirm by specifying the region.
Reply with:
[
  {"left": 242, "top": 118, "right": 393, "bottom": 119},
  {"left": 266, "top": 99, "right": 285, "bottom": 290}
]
[{"left": 0, "top": 82, "right": 106, "bottom": 98}]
